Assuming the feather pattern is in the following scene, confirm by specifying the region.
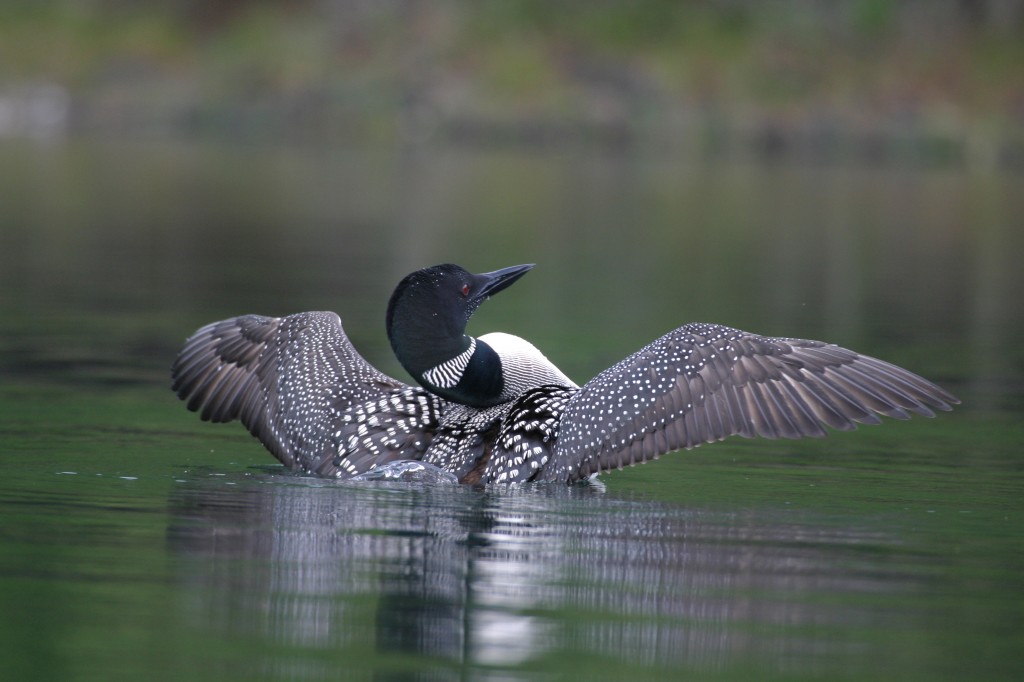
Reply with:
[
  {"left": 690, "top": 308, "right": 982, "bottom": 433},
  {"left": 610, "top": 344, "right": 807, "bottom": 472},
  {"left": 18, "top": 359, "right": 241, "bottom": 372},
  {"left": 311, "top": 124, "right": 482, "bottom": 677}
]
[
  {"left": 320, "top": 386, "right": 443, "bottom": 477},
  {"left": 171, "top": 312, "right": 406, "bottom": 473},
  {"left": 549, "top": 322, "right": 957, "bottom": 482}
]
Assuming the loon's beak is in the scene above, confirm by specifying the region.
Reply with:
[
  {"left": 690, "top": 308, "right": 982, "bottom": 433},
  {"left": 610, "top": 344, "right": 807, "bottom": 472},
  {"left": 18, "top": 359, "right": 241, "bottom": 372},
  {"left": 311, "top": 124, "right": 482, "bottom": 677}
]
[{"left": 475, "top": 263, "right": 534, "bottom": 299}]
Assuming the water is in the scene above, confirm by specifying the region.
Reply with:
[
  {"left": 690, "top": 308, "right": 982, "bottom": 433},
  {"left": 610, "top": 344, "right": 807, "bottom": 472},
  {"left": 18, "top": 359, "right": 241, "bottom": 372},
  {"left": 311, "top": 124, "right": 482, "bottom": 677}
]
[{"left": 1, "top": 138, "right": 1022, "bottom": 681}]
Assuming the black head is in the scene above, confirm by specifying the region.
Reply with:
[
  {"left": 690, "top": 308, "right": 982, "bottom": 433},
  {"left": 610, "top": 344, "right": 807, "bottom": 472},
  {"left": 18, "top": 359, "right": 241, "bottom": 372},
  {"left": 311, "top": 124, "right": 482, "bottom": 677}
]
[{"left": 386, "top": 263, "right": 534, "bottom": 404}]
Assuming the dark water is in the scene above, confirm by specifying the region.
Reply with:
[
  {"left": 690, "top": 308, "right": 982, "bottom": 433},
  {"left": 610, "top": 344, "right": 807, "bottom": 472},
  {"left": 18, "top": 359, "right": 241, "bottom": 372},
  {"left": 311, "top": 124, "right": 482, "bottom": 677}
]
[{"left": 1, "top": 138, "right": 1022, "bottom": 681}]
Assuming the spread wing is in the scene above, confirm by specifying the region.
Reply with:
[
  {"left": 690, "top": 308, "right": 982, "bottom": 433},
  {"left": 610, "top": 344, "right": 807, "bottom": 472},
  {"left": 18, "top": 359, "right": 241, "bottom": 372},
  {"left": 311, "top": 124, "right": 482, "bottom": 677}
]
[
  {"left": 171, "top": 312, "right": 409, "bottom": 472},
  {"left": 549, "top": 323, "right": 959, "bottom": 483}
]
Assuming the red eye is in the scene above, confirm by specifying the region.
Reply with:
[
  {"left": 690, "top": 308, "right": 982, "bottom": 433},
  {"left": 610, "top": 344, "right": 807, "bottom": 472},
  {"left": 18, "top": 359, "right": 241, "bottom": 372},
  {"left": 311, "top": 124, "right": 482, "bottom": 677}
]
[{"left": 461, "top": 284, "right": 470, "bottom": 296}]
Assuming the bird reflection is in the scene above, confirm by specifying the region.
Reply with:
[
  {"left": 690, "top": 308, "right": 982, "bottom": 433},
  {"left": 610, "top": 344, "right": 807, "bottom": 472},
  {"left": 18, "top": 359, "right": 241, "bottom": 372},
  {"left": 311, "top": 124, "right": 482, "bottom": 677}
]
[{"left": 167, "top": 474, "right": 910, "bottom": 675}]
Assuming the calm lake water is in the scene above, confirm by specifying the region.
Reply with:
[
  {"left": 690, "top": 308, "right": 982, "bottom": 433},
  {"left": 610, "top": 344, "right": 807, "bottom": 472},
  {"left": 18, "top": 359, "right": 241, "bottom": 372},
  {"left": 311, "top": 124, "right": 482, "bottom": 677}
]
[{"left": 1, "top": 138, "right": 1022, "bottom": 681}]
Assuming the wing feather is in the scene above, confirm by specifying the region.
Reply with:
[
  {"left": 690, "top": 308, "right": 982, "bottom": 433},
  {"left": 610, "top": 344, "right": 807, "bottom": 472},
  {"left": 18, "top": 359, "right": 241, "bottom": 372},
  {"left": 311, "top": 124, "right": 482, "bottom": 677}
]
[
  {"left": 171, "top": 312, "right": 409, "bottom": 472},
  {"left": 552, "top": 323, "right": 958, "bottom": 482}
]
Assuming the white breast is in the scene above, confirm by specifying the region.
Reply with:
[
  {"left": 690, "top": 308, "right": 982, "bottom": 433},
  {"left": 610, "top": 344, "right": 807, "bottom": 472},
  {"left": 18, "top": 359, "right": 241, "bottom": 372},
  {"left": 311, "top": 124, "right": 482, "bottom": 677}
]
[{"left": 478, "top": 332, "right": 579, "bottom": 400}]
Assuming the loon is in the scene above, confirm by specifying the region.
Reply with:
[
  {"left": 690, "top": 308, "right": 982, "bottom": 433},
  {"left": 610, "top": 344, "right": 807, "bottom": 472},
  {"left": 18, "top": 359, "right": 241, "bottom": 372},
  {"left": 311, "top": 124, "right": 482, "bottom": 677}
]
[{"left": 171, "top": 263, "right": 958, "bottom": 484}]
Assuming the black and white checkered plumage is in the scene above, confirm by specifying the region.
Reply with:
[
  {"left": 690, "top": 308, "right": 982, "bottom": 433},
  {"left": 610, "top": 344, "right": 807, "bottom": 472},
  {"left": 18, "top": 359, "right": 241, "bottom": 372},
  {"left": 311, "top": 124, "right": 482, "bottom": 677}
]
[{"left": 172, "top": 264, "right": 958, "bottom": 484}]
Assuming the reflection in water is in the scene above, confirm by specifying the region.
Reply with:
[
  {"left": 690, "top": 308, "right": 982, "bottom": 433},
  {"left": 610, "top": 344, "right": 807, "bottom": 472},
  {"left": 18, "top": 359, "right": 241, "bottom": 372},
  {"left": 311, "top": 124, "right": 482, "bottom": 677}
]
[{"left": 167, "top": 476, "right": 914, "bottom": 676}]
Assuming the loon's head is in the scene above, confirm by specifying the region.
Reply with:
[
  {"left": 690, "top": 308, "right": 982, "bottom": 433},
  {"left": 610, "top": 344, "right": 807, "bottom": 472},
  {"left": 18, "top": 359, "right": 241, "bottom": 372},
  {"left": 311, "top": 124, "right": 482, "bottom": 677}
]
[{"left": 386, "top": 263, "right": 534, "bottom": 406}]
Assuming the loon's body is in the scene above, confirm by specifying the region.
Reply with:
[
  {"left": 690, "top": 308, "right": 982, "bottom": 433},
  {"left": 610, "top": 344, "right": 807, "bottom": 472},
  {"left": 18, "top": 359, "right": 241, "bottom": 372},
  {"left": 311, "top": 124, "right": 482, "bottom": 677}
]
[{"left": 172, "top": 263, "right": 958, "bottom": 484}]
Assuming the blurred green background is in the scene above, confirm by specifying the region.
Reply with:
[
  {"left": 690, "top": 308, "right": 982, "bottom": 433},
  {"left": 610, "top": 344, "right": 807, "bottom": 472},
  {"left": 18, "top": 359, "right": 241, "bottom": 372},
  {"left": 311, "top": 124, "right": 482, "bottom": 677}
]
[{"left": 1, "top": 0, "right": 1022, "bottom": 160}]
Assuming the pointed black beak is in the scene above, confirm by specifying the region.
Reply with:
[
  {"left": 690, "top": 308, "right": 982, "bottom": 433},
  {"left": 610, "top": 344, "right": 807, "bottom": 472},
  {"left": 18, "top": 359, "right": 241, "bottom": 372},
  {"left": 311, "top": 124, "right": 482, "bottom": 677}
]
[{"left": 474, "top": 263, "right": 534, "bottom": 299}]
